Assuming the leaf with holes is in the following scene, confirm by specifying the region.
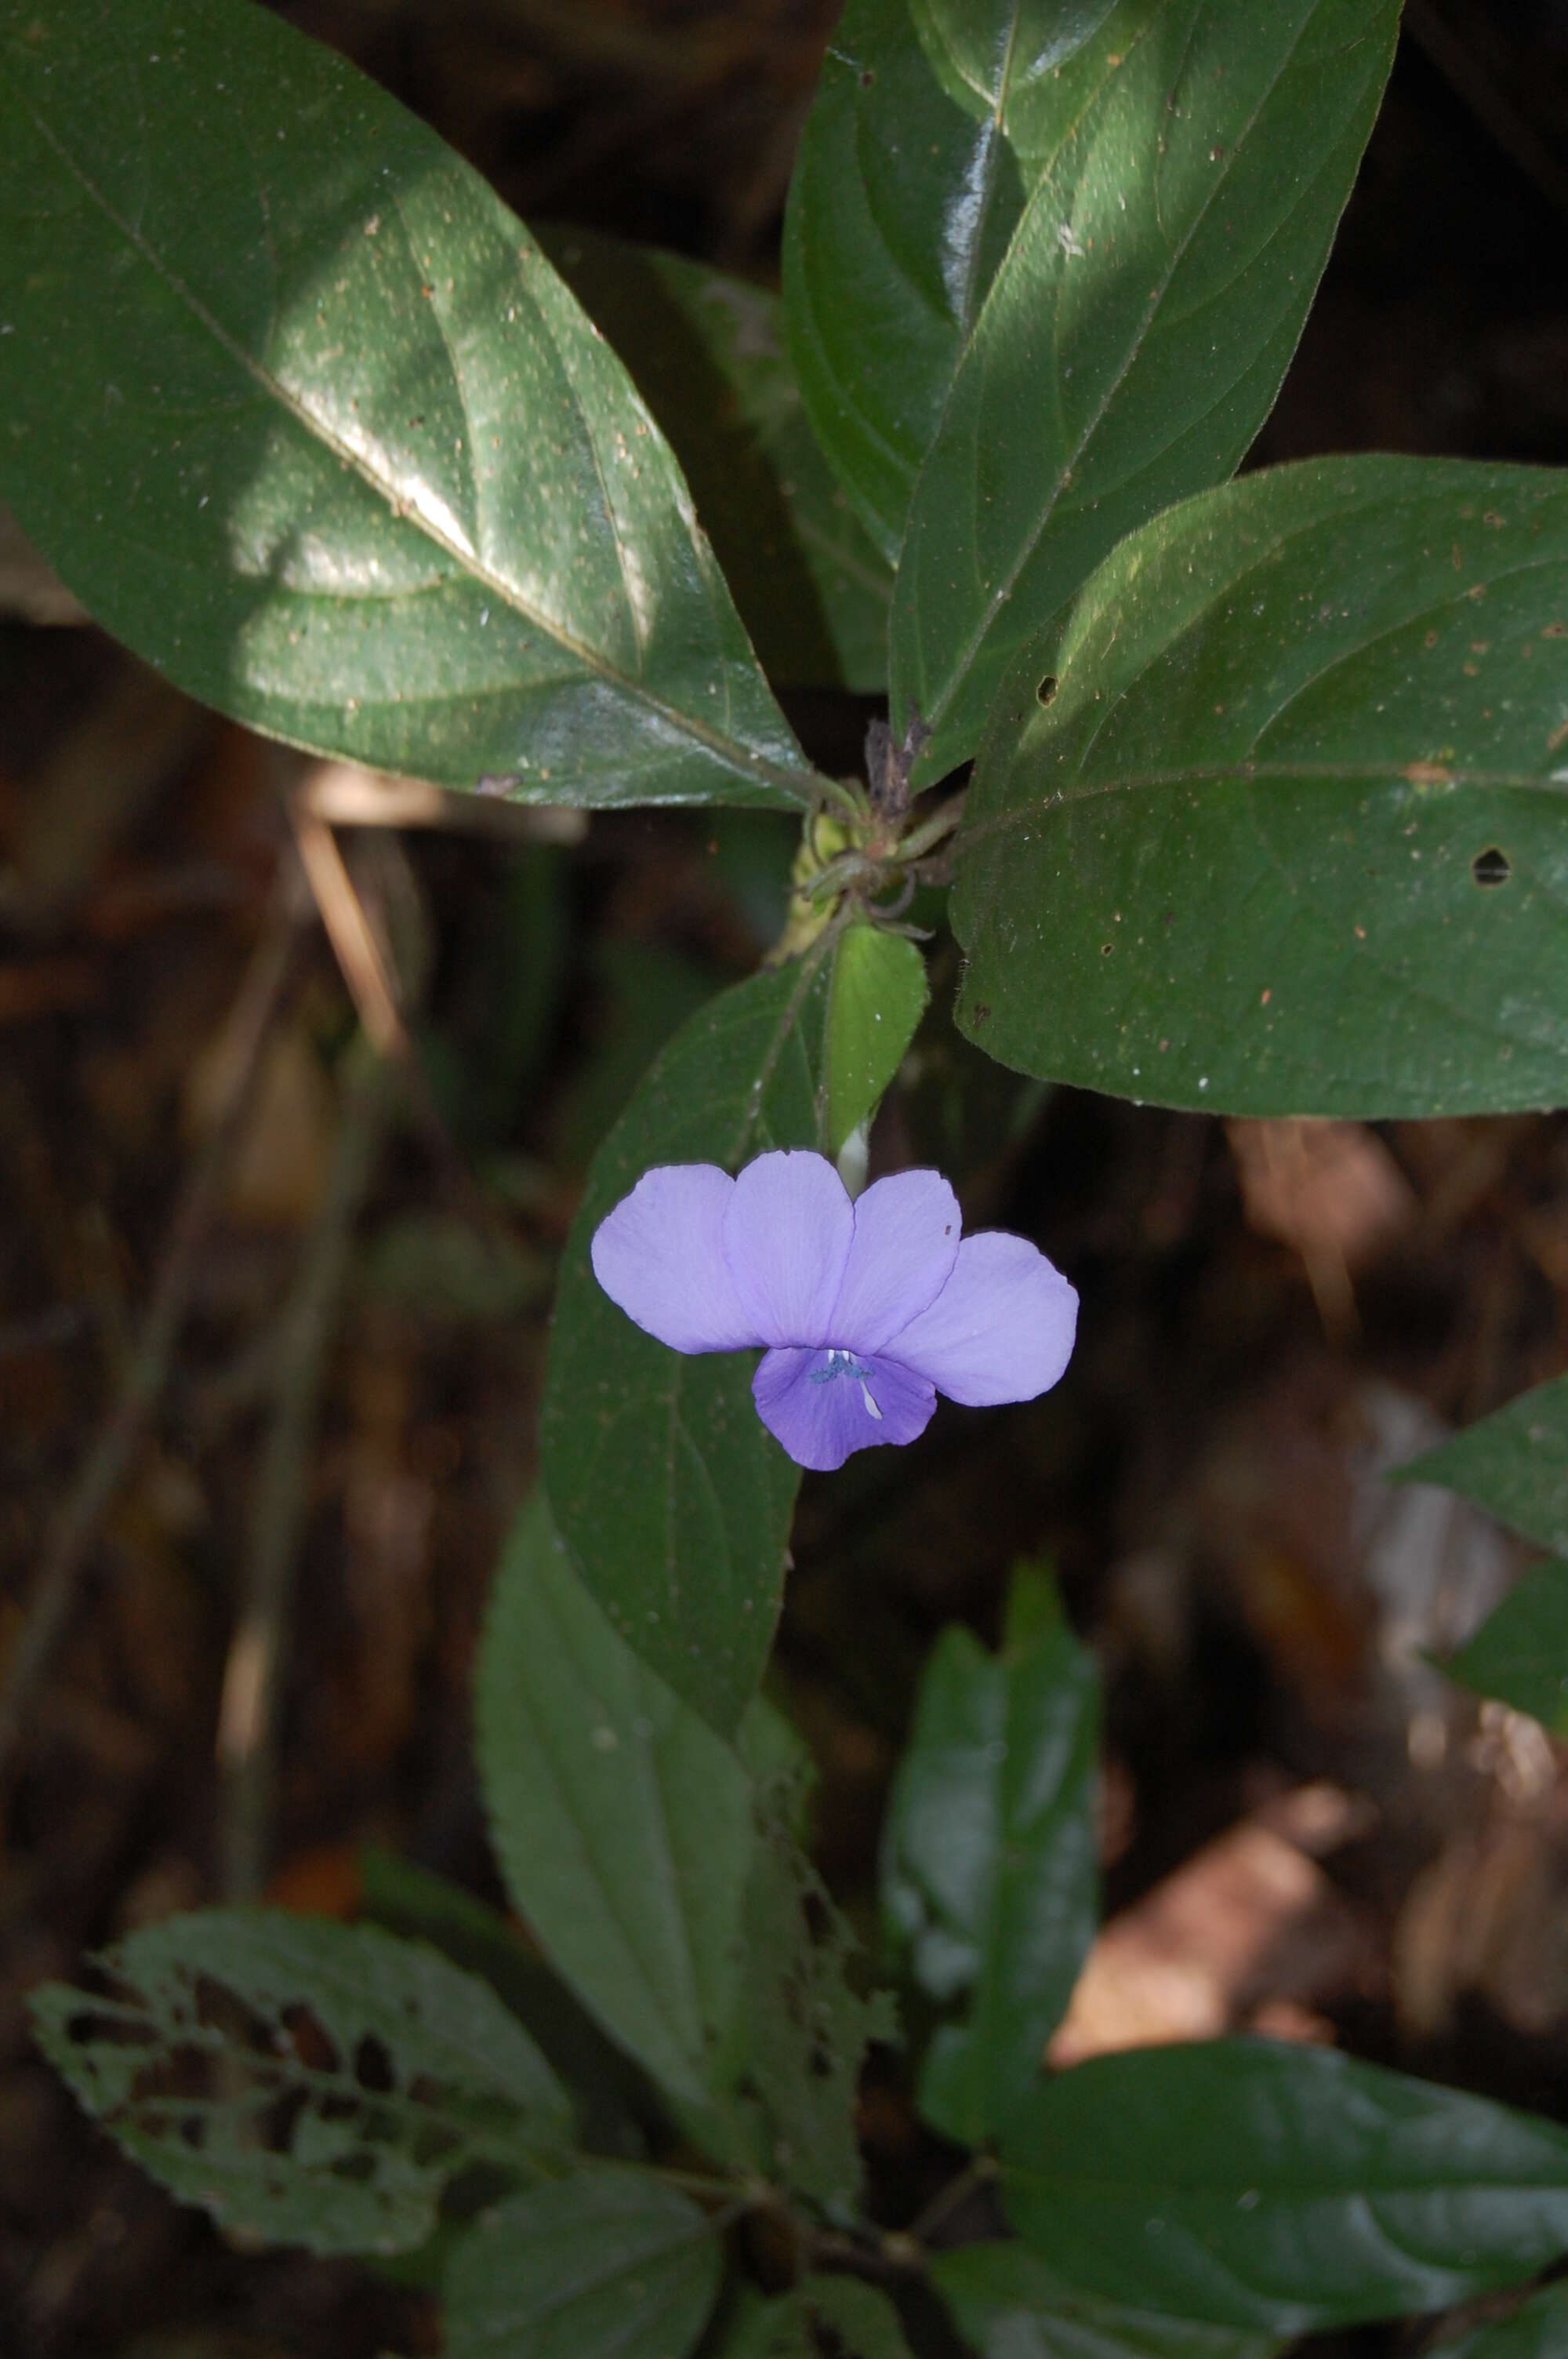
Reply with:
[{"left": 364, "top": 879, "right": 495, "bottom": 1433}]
[
  {"left": 728, "top": 1788, "right": 898, "bottom": 2206},
  {"left": 540, "top": 228, "right": 891, "bottom": 693},
  {"left": 882, "top": 1564, "right": 1098, "bottom": 2146},
  {"left": 997, "top": 2040, "right": 1568, "bottom": 2333},
  {"left": 931, "top": 2242, "right": 1285, "bottom": 2359},
  {"left": 28, "top": 1911, "right": 573, "bottom": 2256},
  {"left": 540, "top": 955, "right": 840, "bottom": 1733},
  {"left": 444, "top": 2170, "right": 723, "bottom": 2359},
  {"left": 474, "top": 1495, "right": 757, "bottom": 2135},
  {"left": 953, "top": 458, "right": 1568, "bottom": 1116},
  {"left": 0, "top": 0, "right": 821, "bottom": 808}
]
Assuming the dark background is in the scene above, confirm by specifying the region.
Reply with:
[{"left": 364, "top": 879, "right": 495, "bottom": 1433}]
[{"left": 4, "top": 2, "right": 1568, "bottom": 2351}]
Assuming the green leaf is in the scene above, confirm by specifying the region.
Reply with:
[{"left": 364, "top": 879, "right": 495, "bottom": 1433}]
[
  {"left": 825, "top": 925, "right": 929, "bottom": 1155},
  {"left": 882, "top": 1565, "right": 1098, "bottom": 2146},
  {"left": 805, "top": 2279, "right": 915, "bottom": 2358},
  {"left": 1399, "top": 1376, "right": 1568, "bottom": 1556},
  {"left": 784, "top": 0, "right": 1398, "bottom": 778},
  {"left": 540, "top": 227, "right": 891, "bottom": 692},
  {"left": 474, "top": 1495, "right": 757, "bottom": 2128},
  {"left": 953, "top": 457, "right": 1568, "bottom": 1116},
  {"left": 29, "top": 1910, "right": 572, "bottom": 2257},
  {"left": 1431, "top": 2282, "right": 1568, "bottom": 2359},
  {"left": 357, "top": 1846, "right": 659, "bottom": 2154},
  {"left": 0, "top": 0, "right": 820, "bottom": 809},
  {"left": 730, "top": 1801, "right": 898, "bottom": 2207},
  {"left": 1397, "top": 1379, "right": 1568, "bottom": 1727},
  {"left": 997, "top": 2040, "right": 1568, "bottom": 2333},
  {"left": 540, "top": 954, "right": 837, "bottom": 1734},
  {"left": 444, "top": 2171, "right": 722, "bottom": 2359},
  {"left": 894, "top": 0, "right": 1400, "bottom": 782},
  {"left": 1440, "top": 1561, "right": 1568, "bottom": 1734},
  {"left": 783, "top": 0, "right": 1124, "bottom": 562},
  {"left": 717, "top": 2281, "right": 914, "bottom": 2359},
  {"left": 931, "top": 2242, "right": 1283, "bottom": 2359},
  {"left": 717, "top": 2283, "right": 909, "bottom": 2359}
]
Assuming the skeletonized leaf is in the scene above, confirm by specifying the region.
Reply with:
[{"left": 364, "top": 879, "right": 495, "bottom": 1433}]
[{"left": 30, "top": 1911, "right": 572, "bottom": 2255}]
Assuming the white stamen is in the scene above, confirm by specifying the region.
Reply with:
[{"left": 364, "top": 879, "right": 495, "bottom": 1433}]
[{"left": 860, "top": 1381, "right": 882, "bottom": 1422}]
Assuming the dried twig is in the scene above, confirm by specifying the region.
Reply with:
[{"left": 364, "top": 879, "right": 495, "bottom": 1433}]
[
  {"left": 217, "top": 1039, "right": 394, "bottom": 1900},
  {"left": 0, "top": 872, "right": 306, "bottom": 1787}
]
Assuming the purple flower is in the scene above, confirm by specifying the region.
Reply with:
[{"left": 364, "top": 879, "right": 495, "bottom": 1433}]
[{"left": 590, "top": 1150, "right": 1077, "bottom": 1473}]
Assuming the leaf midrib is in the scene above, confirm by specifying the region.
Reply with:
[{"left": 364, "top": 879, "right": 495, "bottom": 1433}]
[
  {"left": 912, "top": 0, "right": 1331, "bottom": 740},
  {"left": 958, "top": 758, "right": 1568, "bottom": 851},
  {"left": 10, "top": 77, "right": 819, "bottom": 805}
]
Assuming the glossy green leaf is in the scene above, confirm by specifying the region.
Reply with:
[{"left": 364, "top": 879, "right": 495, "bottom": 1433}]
[
  {"left": 541, "top": 228, "right": 891, "bottom": 692},
  {"left": 540, "top": 954, "right": 837, "bottom": 1733},
  {"left": 931, "top": 2243, "right": 1283, "bottom": 2359},
  {"left": 1399, "top": 1375, "right": 1568, "bottom": 1556},
  {"left": 784, "top": 0, "right": 1397, "bottom": 778},
  {"left": 825, "top": 925, "right": 929, "bottom": 1154},
  {"left": 953, "top": 458, "right": 1568, "bottom": 1116},
  {"left": 474, "top": 1496, "right": 756, "bottom": 2125},
  {"left": 893, "top": 0, "right": 1399, "bottom": 781},
  {"left": 30, "top": 1910, "right": 572, "bottom": 2256},
  {"left": 1440, "top": 1561, "right": 1568, "bottom": 1733},
  {"left": 1431, "top": 2282, "right": 1568, "bottom": 2359},
  {"left": 882, "top": 1565, "right": 1098, "bottom": 2146},
  {"left": 0, "top": 0, "right": 822, "bottom": 808},
  {"left": 784, "top": 0, "right": 1128, "bottom": 562},
  {"left": 998, "top": 2040, "right": 1568, "bottom": 2332},
  {"left": 444, "top": 2172, "right": 722, "bottom": 2359}
]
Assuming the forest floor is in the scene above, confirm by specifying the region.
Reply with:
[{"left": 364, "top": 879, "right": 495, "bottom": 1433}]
[{"left": 4, "top": 3, "right": 1568, "bottom": 2353}]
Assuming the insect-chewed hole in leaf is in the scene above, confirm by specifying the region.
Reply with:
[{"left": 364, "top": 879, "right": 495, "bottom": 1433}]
[
  {"left": 1036, "top": 673, "right": 1058, "bottom": 707},
  {"left": 1472, "top": 845, "right": 1512, "bottom": 886},
  {"left": 194, "top": 1973, "right": 278, "bottom": 2060},
  {"left": 66, "top": 2005, "right": 156, "bottom": 2054},
  {"left": 410, "top": 2119, "right": 462, "bottom": 2169},
  {"left": 280, "top": 2001, "right": 341, "bottom": 2074},
  {"left": 354, "top": 2033, "right": 397, "bottom": 2094},
  {"left": 178, "top": 2112, "right": 206, "bottom": 2150}
]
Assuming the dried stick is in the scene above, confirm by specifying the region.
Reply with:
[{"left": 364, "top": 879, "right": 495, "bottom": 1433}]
[
  {"left": 0, "top": 876, "right": 304, "bottom": 1784},
  {"left": 217, "top": 1038, "right": 393, "bottom": 1900}
]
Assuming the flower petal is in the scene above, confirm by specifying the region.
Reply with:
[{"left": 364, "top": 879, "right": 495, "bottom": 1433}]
[
  {"left": 887, "top": 1232, "right": 1077, "bottom": 1406},
  {"left": 831, "top": 1169, "right": 961, "bottom": 1354},
  {"left": 753, "top": 1347, "right": 936, "bottom": 1471},
  {"left": 721, "top": 1150, "right": 854, "bottom": 1347},
  {"left": 590, "top": 1163, "right": 761, "bottom": 1352}
]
